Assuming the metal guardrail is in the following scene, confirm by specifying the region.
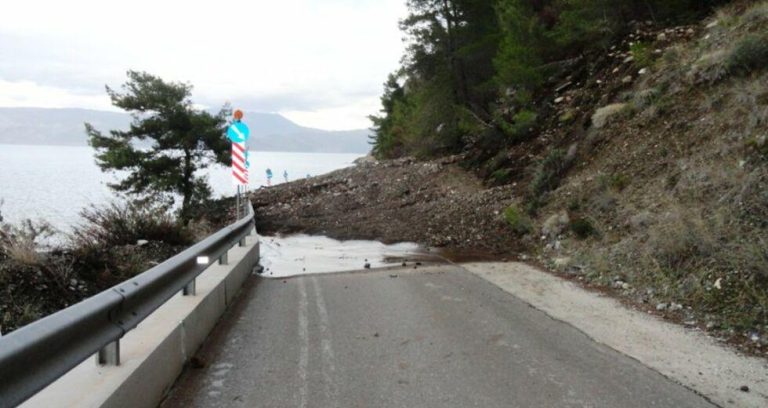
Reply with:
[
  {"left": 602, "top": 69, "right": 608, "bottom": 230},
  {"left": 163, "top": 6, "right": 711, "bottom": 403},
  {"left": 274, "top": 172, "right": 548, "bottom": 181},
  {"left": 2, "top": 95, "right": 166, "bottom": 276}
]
[{"left": 0, "top": 202, "right": 256, "bottom": 407}]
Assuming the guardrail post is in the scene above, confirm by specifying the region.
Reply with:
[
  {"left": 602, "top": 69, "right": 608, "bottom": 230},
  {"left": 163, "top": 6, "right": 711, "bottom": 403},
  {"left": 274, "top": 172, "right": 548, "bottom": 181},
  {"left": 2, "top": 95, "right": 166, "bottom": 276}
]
[
  {"left": 219, "top": 252, "right": 228, "bottom": 265},
  {"left": 239, "top": 236, "right": 247, "bottom": 247},
  {"left": 183, "top": 279, "right": 196, "bottom": 296},
  {"left": 96, "top": 340, "right": 120, "bottom": 366}
]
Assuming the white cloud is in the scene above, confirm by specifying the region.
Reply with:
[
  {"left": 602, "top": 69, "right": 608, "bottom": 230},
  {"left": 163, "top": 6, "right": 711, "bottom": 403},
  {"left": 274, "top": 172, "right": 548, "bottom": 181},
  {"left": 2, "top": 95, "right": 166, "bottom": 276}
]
[
  {"left": 0, "top": 0, "right": 407, "bottom": 130},
  {"left": 0, "top": 79, "right": 114, "bottom": 111},
  {"left": 281, "top": 96, "right": 380, "bottom": 130}
]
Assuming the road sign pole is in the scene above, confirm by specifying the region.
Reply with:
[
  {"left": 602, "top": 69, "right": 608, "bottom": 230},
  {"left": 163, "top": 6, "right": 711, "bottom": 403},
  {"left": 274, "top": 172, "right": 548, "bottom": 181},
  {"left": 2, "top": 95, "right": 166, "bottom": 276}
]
[
  {"left": 228, "top": 110, "right": 250, "bottom": 221},
  {"left": 236, "top": 185, "right": 241, "bottom": 220}
]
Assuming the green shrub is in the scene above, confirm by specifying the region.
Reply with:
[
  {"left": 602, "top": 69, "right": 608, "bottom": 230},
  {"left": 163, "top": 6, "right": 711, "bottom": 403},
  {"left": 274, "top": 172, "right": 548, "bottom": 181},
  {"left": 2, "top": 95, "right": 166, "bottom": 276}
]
[
  {"left": 570, "top": 218, "right": 597, "bottom": 239},
  {"left": 727, "top": 34, "right": 768, "bottom": 76},
  {"left": 498, "top": 109, "right": 538, "bottom": 140},
  {"left": 559, "top": 109, "right": 577, "bottom": 124},
  {"left": 490, "top": 168, "right": 514, "bottom": 185},
  {"left": 504, "top": 206, "right": 532, "bottom": 235},
  {"left": 567, "top": 197, "right": 582, "bottom": 212},
  {"left": 530, "top": 149, "right": 567, "bottom": 197},
  {"left": 630, "top": 42, "right": 654, "bottom": 68},
  {"left": 599, "top": 173, "right": 631, "bottom": 192}
]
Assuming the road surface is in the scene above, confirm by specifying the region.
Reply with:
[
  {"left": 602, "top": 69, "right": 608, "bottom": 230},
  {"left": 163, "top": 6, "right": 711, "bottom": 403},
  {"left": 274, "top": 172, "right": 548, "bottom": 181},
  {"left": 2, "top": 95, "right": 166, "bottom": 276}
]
[{"left": 162, "top": 265, "right": 715, "bottom": 407}]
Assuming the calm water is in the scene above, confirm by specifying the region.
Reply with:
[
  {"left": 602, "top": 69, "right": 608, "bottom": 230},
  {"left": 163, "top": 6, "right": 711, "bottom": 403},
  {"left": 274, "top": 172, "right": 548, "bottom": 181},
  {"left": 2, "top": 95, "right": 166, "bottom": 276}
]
[{"left": 0, "top": 144, "right": 361, "bottom": 234}]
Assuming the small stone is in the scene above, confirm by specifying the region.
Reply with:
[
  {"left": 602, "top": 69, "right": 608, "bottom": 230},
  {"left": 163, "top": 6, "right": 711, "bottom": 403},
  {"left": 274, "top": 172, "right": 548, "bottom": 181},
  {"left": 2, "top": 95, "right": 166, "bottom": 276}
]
[
  {"left": 621, "top": 283, "right": 631, "bottom": 290},
  {"left": 740, "top": 385, "right": 750, "bottom": 393},
  {"left": 622, "top": 75, "right": 634, "bottom": 84},
  {"left": 364, "top": 263, "right": 371, "bottom": 269},
  {"left": 623, "top": 55, "right": 635, "bottom": 64},
  {"left": 136, "top": 239, "right": 149, "bottom": 246},
  {"left": 554, "top": 96, "right": 565, "bottom": 104},
  {"left": 656, "top": 33, "right": 667, "bottom": 41},
  {"left": 389, "top": 274, "right": 398, "bottom": 278},
  {"left": 656, "top": 303, "right": 668, "bottom": 311},
  {"left": 638, "top": 68, "right": 648, "bottom": 75}
]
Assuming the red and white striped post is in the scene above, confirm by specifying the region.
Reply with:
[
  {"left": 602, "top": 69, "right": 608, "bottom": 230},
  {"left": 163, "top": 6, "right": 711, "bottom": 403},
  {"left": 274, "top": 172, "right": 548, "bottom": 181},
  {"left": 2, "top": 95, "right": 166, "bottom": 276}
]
[
  {"left": 227, "top": 109, "right": 251, "bottom": 219},
  {"left": 231, "top": 141, "right": 248, "bottom": 186}
]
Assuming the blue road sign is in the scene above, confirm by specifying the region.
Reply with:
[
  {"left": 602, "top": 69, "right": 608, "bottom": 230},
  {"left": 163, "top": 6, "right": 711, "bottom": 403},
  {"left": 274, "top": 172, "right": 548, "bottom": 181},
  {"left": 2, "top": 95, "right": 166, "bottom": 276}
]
[{"left": 227, "top": 122, "right": 250, "bottom": 143}]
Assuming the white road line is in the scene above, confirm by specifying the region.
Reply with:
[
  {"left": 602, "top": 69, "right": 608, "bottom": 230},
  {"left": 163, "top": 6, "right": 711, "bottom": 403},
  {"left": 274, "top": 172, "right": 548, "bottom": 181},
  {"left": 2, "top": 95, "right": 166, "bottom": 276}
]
[
  {"left": 311, "top": 276, "right": 339, "bottom": 403},
  {"left": 298, "top": 279, "right": 309, "bottom": 408}
]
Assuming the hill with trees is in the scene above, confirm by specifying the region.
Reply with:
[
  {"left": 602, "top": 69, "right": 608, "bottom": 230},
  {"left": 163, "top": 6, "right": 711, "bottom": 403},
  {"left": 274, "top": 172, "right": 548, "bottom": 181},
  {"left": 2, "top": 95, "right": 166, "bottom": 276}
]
[{"left": 362, "top": 0, "right": 768, "bottom": 354}]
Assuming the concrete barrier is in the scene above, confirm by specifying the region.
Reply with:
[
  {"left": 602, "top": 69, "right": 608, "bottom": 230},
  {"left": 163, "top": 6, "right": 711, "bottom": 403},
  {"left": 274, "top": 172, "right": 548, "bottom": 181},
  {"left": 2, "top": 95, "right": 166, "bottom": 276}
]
[{"left": 21, "top": 232, "right": 260, "bottom": 408}]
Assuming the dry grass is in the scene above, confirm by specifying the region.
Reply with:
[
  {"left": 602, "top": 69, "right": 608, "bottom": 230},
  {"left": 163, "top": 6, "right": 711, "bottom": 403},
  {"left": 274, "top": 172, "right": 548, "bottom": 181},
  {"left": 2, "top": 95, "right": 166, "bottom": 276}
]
[
  {"left": 538, "top": 2, "right": 768, "bottom": 348},
  {"left": 0, "top": 219, "right": 54, "bottom": 266}
]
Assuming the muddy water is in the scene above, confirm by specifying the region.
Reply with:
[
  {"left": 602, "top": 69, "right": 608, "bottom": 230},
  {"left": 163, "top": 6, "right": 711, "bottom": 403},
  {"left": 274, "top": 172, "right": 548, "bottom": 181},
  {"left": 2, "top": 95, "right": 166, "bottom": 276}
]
[{"left": 258, "top": 234, "right": 444, "bottom": 278}]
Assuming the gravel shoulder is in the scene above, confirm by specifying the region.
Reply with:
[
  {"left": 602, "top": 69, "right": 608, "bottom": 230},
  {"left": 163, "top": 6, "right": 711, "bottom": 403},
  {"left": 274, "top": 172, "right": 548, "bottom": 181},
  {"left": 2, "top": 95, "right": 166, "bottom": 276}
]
[{"left": 463, "top": 262, "right": 768, "bottom": 408}]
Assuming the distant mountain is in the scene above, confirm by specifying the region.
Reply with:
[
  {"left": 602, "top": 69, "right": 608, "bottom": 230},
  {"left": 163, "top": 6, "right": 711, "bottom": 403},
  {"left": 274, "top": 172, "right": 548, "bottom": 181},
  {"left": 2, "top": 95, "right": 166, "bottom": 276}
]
[{"left": 0, "top": 107, "right": 371, "bottom": 154}]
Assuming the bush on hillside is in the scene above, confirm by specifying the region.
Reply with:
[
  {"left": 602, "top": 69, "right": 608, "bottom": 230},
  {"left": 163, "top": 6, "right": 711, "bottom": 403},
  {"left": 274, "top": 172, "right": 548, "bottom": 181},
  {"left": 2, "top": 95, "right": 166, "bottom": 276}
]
[
  {"left": 504, "top": 205, "right": 533, "bottom": 236},
  {"left": 71, "top": 201, "right": 192, "bottom": 249},
  {"left": 570, "top": 218, "right": 598, "bottom": 240},
  {"left": 727, "top": 34, "right": 768, "bottom": 76},
  {"left": 530, "top": 149, "right": 567, "bottom": 198}
]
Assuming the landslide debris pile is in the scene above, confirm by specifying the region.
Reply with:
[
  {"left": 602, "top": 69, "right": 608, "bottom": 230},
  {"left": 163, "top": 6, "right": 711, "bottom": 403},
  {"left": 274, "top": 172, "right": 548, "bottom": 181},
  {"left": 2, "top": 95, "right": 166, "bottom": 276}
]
[{"left": 251, "top": 156, "right": 522, "bottom": 256}]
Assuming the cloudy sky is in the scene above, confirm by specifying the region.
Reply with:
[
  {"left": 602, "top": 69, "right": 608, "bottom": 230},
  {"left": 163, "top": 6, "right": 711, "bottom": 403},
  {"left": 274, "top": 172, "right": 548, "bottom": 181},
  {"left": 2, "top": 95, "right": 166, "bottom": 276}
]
[{"left": 0, "top": 0, "right": 407, "bottom": 130}]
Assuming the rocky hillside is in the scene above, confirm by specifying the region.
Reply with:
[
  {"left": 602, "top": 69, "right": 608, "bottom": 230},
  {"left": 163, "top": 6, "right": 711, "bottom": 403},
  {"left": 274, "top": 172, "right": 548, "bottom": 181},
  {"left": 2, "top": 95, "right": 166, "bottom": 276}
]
[{"left": 252, "top": 1, "right": 768, "bottom": 357}]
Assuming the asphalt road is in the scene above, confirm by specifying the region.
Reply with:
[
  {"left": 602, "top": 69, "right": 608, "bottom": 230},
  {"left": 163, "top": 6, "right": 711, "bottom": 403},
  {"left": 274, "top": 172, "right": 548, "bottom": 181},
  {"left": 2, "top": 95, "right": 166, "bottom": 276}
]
[{"left": 162, "top": 265, "right": 715, "bottom": 408}]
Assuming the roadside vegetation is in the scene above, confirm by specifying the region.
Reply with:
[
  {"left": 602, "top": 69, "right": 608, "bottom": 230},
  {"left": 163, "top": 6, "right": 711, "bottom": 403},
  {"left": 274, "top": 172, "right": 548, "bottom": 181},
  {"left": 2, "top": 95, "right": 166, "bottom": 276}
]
[
  {"left": 0, "top": 198, "right": 234, "bottom": 334},
  {"left": 367, "top": 0, "right": 768, "bottom": 355},
  {"left": 1, "top": 72, "right": 237, "bottom": 334}
]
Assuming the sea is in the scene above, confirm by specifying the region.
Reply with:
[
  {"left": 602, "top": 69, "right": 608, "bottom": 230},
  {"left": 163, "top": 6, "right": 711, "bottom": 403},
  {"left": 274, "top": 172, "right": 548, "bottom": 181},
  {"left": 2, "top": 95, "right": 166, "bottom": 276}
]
[{"left": 0, "top": 144, "right": 362, "bottom": 235}]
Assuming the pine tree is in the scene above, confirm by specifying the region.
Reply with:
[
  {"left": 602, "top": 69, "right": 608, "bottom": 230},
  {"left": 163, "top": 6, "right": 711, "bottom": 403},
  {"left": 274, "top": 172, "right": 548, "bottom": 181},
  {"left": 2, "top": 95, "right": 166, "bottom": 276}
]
[{"left": 86, "top": 71, "right": 230, "bottom": 221}]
